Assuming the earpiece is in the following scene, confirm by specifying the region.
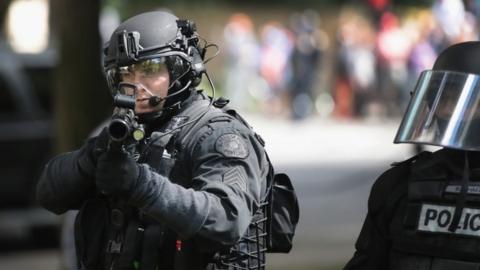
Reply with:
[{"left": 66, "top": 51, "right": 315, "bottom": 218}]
[
  {"left": 175, "top": 19, "right": 206, "bottom": 86},
  {"left": 189, "top": 47, "right": 205, "bottom": 76}
]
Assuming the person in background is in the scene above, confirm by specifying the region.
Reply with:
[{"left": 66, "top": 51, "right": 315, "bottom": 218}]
[{"left": 345, "top": 41, "right": 480, "bottom": 269}]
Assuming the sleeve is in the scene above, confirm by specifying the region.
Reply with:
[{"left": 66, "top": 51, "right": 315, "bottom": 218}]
[
  {"left": 344, "top": 166, "right": 407, "bottom": 270},
  {"left": 129, "top": 119, "right": 269, "bottom": 250},
  {"left": 344, "top": 212, "right": 388, "bottom": 270},
  {"left": 36, "top": 139, "right": 97, "bottom": 214}
]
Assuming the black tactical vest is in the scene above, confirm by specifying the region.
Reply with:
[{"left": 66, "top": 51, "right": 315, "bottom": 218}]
[{"left": 387, "top": 150, "right": 480, "bottom": 270}]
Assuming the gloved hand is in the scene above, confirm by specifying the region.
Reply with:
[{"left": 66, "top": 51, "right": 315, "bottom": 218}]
[
  {"left": 77, "top": 127, "right": 110, "bottom": 178},
  {"left": 92, "top": 127, "right": 111, "bottom": 157},
  {"left": 95, "top": 146, "right": 140, "bottom": 196}
]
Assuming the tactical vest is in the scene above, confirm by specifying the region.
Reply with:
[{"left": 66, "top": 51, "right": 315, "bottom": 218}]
[
  {"left": 387, "top": 151, "right": 480, "bottom": 270},
  {"left": 75, "top": 97, "right": 298, "bottom": 270},
  {"left": 144, "top": 98, "right": 269, "bottom": 270}
]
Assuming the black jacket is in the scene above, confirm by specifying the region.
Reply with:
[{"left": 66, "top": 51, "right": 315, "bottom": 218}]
[{"left": 345, "top": 149, "right": 480, "bottom": 270}]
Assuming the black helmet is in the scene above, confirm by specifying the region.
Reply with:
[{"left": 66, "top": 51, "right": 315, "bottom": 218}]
[
  {"left": 433, "top": 41, "right": 480, "bottom": 74},
  {"left": 103, "top": 11, "right": 206, "bottom": 109},
  {"left": 395, "top": 41, "right": 480, "bottom": 151}
]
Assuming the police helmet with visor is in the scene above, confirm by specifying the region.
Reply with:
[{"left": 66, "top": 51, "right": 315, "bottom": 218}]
[
  {"left": 103, "top": 11, "right": 206, "bottom": 111},
  {"left": 395, "top": 41, "right": 480, "bottom": 151}
]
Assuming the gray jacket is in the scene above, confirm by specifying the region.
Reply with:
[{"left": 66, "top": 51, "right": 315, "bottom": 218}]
[{"left": 37, "top": 94, "right": 269, "bottom": 269}]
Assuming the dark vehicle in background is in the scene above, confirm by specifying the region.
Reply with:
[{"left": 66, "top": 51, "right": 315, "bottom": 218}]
[{"left": 0, "top": 44, "right": 60, "bottom": 249}]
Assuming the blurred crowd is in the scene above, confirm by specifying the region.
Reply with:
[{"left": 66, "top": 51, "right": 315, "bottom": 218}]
[
  {"left": 220, "top": 0, "right": 480, "bottom": 121},
  {"left": 221, "top": 10, "right": 328, "bottom": 120}
]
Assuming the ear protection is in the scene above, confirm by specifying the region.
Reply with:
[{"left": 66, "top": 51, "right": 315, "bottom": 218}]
[
  {"left": 176, "top": 19, "right": 206, "bottom": 87},
  {"left": 188, "top": 46, "right": 206, "bottom": 87}
]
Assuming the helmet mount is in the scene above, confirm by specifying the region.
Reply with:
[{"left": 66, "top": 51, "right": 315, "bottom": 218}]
[{"left": 114, "top": 30, "right": 141, "bottom": 67}]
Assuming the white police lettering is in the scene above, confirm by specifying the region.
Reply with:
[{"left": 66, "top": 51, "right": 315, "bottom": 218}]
[
  {"left": 418, "top": 204, "right": 480, "bottom": 236},
  {"left": 445, "top": 185, "right": 480, "bottom": 195}
]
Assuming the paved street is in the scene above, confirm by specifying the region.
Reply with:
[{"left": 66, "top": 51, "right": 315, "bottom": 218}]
[{"left": 0, "top": 116, "right": 425, "bottom": 270}]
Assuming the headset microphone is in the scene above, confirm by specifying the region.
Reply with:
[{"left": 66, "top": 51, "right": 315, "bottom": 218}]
[{"left": 149, "top": 96, "right": 163, "bottom": 106}]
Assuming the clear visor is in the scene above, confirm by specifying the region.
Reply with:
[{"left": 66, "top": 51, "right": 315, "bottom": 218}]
[
  {"left": 395, "top": 70, "right": 480, "bottom": 151},
  {"left": 110, "top": 58, "right": 169, "bottom": 97}
]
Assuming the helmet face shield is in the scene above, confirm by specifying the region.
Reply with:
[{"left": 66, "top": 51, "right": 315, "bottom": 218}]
[{"left": 395, "top": 70, "right": 480, "bottom": 151}]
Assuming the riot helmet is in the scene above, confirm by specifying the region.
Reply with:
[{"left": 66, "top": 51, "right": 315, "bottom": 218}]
[
  {"left": 103, "top": 11, "right": 206, "bottom": 115},
  {"left": 395, "top": 41, "right": 480, "bottom": 151}
]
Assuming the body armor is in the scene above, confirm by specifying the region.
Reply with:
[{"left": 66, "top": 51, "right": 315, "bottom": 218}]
[{"left": 75, "top": 96, "right": 269, "bottom": 270}]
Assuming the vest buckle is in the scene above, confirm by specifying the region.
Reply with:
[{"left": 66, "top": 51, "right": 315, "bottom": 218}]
[{"left": 106, "top": 240, "right": 123, "bottom": 254}]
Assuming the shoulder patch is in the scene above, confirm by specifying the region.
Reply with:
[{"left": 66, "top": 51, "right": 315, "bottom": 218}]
[{"left": 215, "top": 133, "right": 249, "bottom": 159}]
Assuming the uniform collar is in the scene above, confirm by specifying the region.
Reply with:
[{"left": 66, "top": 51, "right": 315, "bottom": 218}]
[{"left": 440, "top": 148, "right": 480, "bottom": 177}]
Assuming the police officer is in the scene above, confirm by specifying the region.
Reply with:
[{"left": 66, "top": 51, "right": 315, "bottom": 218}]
[
  {"left": 37, "top": 11, "right": 270, "bottom": 270},
  {"left": 345, "top": 41, "right": 480, "bottom": 270}
]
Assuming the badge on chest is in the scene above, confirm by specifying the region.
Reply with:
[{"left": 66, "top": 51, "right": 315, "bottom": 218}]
[{"left": 418, "top": 204, "right": 480, "bottom": 236}]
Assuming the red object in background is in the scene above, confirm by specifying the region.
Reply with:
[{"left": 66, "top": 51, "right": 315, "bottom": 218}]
[
  {"left": 368, "top": 0, "right": 390, "bottom": 11},
  {"left": 380, "top": 12, "right": 399, "bottom": 30},
  {"left": 376, "top": 12, "right": 411, "bottom": 62},
  {"left": 176, "top": 239, "right": 182, "bottom": 251},
  {"left": 334, "top": 78, "right": 354, "bottom": 119}
]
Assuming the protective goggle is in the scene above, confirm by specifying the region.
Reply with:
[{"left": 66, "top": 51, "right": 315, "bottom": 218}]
[
  {"left": 395, "top": 70, "right": 480, "bottom": 151},
  {"left": 113, "top": 58, "right": 169, "bottom": 97},
  {"left": 118, "top": 58, "right": 168, "bottom": 79}
]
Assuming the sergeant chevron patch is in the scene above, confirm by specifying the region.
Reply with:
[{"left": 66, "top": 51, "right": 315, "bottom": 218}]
[
  {"left": 223, "top": 167, "right": 248, "bottom": 192},
  {"left": 215, "top": 134, "right": 249, "bottom": 159}
]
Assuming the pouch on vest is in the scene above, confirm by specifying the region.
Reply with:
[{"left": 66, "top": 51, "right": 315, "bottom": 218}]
[
  {"left": 266, "top": 172, "right": 299, "bottom": 253},
  {"left": 173, "top": 97, "right": 300, "bottom": 253},
  {"left": 216, "top": 102, "right": 300, "bottom": 253}
]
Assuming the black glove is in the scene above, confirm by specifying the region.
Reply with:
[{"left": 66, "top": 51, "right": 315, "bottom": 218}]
[
  {"left": 95, "top": 146, "right": 140, "bottom": 196},
  {"left": 77, "top": 128, "right": 110, "bottom": 178}
]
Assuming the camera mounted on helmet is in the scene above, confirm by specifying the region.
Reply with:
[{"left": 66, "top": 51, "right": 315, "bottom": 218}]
[
  {"left": 177, "top": 19, "right": 197, "bottom": 37},
  {"left": 113, "top": 30, "right": 141, "bottom": 67}
]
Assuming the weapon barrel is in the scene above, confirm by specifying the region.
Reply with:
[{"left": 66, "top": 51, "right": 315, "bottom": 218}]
[{"left": 108, "top": 117, "right": 131, "bottom": 142}]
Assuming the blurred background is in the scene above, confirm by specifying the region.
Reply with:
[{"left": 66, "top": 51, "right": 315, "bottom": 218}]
[{"left": 0, "top": 0, "right": 477, "bottom": 269}]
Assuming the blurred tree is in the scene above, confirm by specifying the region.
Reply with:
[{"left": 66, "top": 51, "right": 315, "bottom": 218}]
[
  {"left": 0, "top": 0, "right": 13, "bottom": 37},
  {"left": 50, "top": 0, "right": 110, "bottom": 152}
]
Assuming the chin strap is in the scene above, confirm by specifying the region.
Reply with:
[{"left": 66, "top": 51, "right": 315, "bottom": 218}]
[{"left": 448, "top": 151, "right": 470, "bottom": 232}]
